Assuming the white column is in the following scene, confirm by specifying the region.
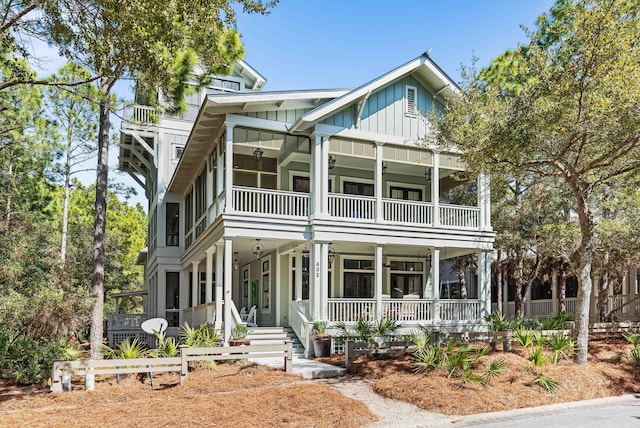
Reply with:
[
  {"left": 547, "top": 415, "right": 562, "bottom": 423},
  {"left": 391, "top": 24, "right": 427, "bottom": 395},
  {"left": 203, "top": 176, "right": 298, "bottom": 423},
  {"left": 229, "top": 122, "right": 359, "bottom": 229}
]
[
  {"left": 224, "top": 123, "right": 235, "bottom": 212},
  {"left": 179, "top": 270, "right": 189, "bottom": 326},
  {"left": 432, "top": 248, "right": 441, "bottom": 325},
  {"left": 477, "top": 171, "right": 491, "bottom": 230},
  {"left": 375, "top": 142, "right": 383, "bottom": 223},
  {"left": 215, "top": 242, "right": 224, "bottom": 330},
  {"left": 311, "top": 242, "right": 322, "bottom": 319},
  {"left": 216, "top": 140, "right": 224, "bottom": 212},
  {"left": 224, "top": 238, "right": 233, "bottom": 344},
  {"left": 319, "top": 243, "right": 329, "bottom": 320},
  {"left": 191, "top": 261, "right": 199, "bottom": 325},
  {"left": 310, "top": 134, "right": 322, "bottom": 218},
  {"left": 320, "top": 135, "right": 329, "bottom": 216},
  {"left": 375, "top": 244, "right": 383, "bottom": 319},
  {"left": 275, "top": 250, "right": 281, "bottom": 325},
  {"left": 432, "top": 152, "right": 440, "bottom": 227},
  {"left": 295, "top": 249, "right": 303, "bottom": 301},
  {"left": 478, "top": 250, "right": 491, "bottom": 320},
  {"left": 205, "top": 248, "right": 214, "bottom": 324}
]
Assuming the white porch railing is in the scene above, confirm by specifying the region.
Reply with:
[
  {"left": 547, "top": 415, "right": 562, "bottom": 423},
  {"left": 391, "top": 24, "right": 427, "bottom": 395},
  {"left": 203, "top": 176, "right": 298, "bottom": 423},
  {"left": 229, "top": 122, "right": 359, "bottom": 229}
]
[
  {"left": 328, "top": 194, "right": 375, "bottom": 220},
  {"left": 530, "top": 299, "right": 554, "bottom": 317},
  {"left": 124, "top": 105, "right": 156, "bottom": 124},
  {"left": 192, "top": 302, "right": 217, "bottom": 326},
  {"left": 439, "top": 204, "right": 479, "bottom": 228},
  {"left": 233, "top": 186, "right": 310, "bottom": 217},
  {"left": 327, "top": 299, "right": 376, "bottom": 322},
  {"left": 440, "top": 299, "right": 481, "bottom": 321},
  {"left": 382, "top": 299, "right": 433, "bottom": 322},
  {"left": 564, "top": 298, "right": 578, "bottom": 314},
  {"left": 383, "top": 199, "right": 433, "bottom": 225},
  {"left": 107, "top": 313, "right": 148, "bottom": 330},
  {"left": 289, "top": 300, "right": 312, "bottom": 355}
]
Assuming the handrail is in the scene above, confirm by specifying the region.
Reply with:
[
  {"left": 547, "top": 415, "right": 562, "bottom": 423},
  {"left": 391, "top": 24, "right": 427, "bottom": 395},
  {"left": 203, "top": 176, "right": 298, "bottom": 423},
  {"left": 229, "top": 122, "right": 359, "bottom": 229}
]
[{"left": 289, "top": 300, "right": 312, "bottom": 355}]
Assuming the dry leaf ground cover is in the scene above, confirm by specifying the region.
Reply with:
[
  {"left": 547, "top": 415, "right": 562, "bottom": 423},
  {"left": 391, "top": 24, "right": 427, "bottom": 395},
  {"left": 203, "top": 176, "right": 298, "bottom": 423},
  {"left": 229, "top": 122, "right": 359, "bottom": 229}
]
[
  {"left": 319, "top": 333, "right": 640, "bottom": 415},
  {"left": 0, "top": 362, "right": 375, "bottom": 428},
  {"left": 0, "top": 334, "right": 638, "bottom": 427}
]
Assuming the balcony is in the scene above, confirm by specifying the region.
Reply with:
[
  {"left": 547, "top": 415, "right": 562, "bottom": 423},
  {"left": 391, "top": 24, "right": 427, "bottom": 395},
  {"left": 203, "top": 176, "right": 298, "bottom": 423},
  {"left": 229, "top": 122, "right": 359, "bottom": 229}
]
[{"left": 231, "top": 187, "right": 481, "bottom": 229}]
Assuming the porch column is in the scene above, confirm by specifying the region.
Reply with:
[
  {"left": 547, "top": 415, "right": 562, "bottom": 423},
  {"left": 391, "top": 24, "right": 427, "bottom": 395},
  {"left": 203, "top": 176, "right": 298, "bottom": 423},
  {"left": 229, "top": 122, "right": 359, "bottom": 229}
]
[
  {"left": 224, "top": 123, "right": 235, "bottom": 212},
  {"left": 432, "top": 248, "right": 441, "bottom": 324},
  {"left": 215, "top": 242, "right": 224, "bottom": 330},
  {"left": 205, "top": 248, "right": 214, "bottom": 324},
  {"left": 310, "top": 242, "right": 322, "bottom": 319},
  {"left": 191, "top": 261, "right": 199, "bottom": 325},
  {"left": 319, "top": 243, "right": 329, "bottom": 320},
  {"left": 502, "top": 267, "right": 509, "bottom": 316},
  {"left": 375, "top": 142, "right": 383, "bottom": 223},
  {"left": 224, "top": 237, "right": 233, "bottom": 344},
  {"left": 525, "top": 281, "right": 532, "bottom": 317},
  {"left": 432, "top": 152, "right": 440, "bottom": 227},
  {"left": 375, "top": 244, "right": 384, "bottom": 319},
  {"left": 295, "top": 249, "right": 303, "bottom": 301},
  {"left": 179, "top": 270, "right": 189, "bottom": 326},
  {"left": 310, "top": 134, "right": 327, "bottom": 218},
  {"left": 478, "top": 250, "right": 492, "bottom": 320},
  {"left": 630, "top": 267, "right": 638, "bottom": 300},
  {"left": 320, "top": 135, "right": 330, "bottom": 216},
  {"left": 216, "top": 139, "right": 224, "bottom": 211},
  {"left": 477, "top": 171, "right": 490, "bottom": 231}
]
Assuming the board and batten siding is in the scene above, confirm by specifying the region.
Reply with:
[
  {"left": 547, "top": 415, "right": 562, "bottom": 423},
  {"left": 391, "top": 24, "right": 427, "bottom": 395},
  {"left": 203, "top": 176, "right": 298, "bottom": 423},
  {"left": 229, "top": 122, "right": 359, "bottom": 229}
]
[
  {"left": 322, "top": 76, "right": 445, "bottom": 139},
  {"left": 239, "top": 108, "right": 313, "bottom": 123}
]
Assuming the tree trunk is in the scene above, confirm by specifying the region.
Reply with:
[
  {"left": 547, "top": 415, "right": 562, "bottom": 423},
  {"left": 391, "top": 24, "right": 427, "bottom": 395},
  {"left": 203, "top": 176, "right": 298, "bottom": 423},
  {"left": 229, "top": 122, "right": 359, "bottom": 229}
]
[
  {"left": 4, "top": 155, "right": 12, "bottom": 230},
  {"left": 458, "top": 266, "right": 468, "bottom": 299},
  {"left": 559, "top": 269, "right": 566, "bottom": 313},
  {"left": 514, "top": 258, "right": 525, "bottom": 318},
  {"left": 496, "top": 251, "right": 503, "bottom": 314},
  {"left": 60, "top": 134, "right": 72, "bottom": 264},
  {"left": 598, "top": 250, "right": 610, "bottom": 322},
  {"left": 89, "top": 76, "right": 116, "bottom": 360}
]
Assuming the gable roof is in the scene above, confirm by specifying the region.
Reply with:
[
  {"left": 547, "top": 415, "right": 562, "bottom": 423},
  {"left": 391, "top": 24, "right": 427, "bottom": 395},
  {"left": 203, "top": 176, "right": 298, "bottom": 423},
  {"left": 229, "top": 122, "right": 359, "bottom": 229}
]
[{"left": 289, "top": 52, "right": 459, "bottom": 133}]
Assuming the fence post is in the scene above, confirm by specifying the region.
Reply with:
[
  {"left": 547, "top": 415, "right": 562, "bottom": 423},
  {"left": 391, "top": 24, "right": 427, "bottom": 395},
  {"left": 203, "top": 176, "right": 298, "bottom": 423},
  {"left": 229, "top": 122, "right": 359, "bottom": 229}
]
[
  {"left": 85, "top": 365, "right": 95, "bottom": 391},
  {"left": 284, "top": 341, "right": 293, "bottom": 373},
  {"left": 345, "top": 340, "right": 354, "bottom": 368},
  {"left": 179, "top": 345, "right": 188, "bottom": 385},
  {"left": 50, "top": 360, "right": 63, "bottom": 393}
]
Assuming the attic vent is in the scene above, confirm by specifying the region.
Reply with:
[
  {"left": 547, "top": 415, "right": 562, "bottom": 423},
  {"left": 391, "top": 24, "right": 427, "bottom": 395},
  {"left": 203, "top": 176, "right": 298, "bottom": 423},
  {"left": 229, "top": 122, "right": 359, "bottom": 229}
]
[{"left": 405, "top": 85, "right": 417, "bottom": 116}]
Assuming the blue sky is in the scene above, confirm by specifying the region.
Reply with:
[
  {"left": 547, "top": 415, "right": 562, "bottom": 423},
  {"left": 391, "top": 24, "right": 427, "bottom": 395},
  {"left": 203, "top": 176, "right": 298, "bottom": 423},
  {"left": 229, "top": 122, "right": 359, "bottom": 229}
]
[
  {"left": 36, "top": 1, "right": 555, "bottom": 208},
  {"left": 235, "top": 1, "right": 555, "bottom": 91}
]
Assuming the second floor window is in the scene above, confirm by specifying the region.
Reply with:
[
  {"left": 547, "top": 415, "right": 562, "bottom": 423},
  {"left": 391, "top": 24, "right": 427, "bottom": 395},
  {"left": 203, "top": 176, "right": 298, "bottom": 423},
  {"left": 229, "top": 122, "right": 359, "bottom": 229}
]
[
  {"left": 166, "top": 203, "right": 179, "bottom": 246},
  {"left": 344, "top": 181, "right": 374, "bottom": 197}
]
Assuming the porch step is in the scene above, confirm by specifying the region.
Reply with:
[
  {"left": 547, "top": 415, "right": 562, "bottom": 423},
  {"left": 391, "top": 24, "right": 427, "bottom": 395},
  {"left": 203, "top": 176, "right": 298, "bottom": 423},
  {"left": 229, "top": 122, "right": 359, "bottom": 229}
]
[{"left": 246, "top": 327, "right": 305, "bottom": 357}]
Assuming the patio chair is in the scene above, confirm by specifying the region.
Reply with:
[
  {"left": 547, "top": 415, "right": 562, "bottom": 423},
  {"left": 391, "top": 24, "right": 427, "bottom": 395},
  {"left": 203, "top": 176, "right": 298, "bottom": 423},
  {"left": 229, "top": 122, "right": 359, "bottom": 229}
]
[
  {"left": 245, "top": 305, "right": 258, "bottom": 327},
  {"left": 239, "top": 307, "right": 248, "bottom": 321},
  {"left": 400, "top": 295, "right": 419, "bottom": 321}
]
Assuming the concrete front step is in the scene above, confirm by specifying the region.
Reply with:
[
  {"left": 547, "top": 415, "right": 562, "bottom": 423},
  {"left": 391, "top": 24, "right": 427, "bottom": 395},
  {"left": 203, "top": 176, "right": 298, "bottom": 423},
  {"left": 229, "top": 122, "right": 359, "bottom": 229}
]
[
  {"left": 246, "top": 326, "right": 306, "bottom": 356},
  {"left": 250, "top": 356, "right": 346, "bottom": 379}
]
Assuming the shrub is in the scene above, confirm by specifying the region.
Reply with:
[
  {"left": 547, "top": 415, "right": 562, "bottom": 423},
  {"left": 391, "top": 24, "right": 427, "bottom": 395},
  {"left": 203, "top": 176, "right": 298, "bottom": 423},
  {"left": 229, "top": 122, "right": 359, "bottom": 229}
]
[
  {"left": 180, "top": 322, "right": 222, "bottom": 347},
  {"left": 0, "top": 332, "right": 67, "bottom": 385}
]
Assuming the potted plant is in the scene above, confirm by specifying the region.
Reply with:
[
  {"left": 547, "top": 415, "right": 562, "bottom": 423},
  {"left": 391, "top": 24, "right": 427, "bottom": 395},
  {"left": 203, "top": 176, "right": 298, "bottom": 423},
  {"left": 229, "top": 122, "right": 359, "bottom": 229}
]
[
  {"left": 229, "top": 324, "right": 251, "bottom": 346},
  {"left": 311, "top": 320, "right": 332, "bottom": 357}
]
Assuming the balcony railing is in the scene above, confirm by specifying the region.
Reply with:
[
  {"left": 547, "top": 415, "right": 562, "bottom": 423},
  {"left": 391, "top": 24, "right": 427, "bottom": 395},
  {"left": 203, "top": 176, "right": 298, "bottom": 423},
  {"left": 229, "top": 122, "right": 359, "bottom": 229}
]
[
  {"left": 124, "top": 105, "right": 156, "bottom": 124},
  {"left": 383, "top": 198, "right": 433, "bottom": 225},
  {"left": 107, "top": 313, "right": 148, "bottom": 330},
  {"left": 382, "top": 299, "right": 433, "bottom": 322},
  {"left": 439, "top": 204, "right": 480, "bottom": 228},
  {"left": 328, "top": 193, "right": 375, "bottom": 220},
  {"left": 223, "top": 187, "right": 482, "bottom": 230},
  {"left": 327, "top": 299, "right": 376, "bottom": 322},
  {"left": 233, "top": 186, "right": 310, "bottom": 218}
]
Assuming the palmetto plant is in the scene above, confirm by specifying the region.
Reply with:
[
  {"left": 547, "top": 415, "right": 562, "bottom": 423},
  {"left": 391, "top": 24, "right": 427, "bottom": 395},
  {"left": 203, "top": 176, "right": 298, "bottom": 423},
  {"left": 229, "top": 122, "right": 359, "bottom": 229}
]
[
  {"left": 527, "top": 345, "right": 547, "bottom": 367},
  {"left": 101, "top": 338, "right": 150, "bottom": 359},
  {"left": 373, "top": 318, "right": 399, "bottom": 339},
  {"left": 514, "top": 328, "right": 535, "bottom": 348},
  {"left": 151, "top": 332, "right": 179, "bottom": 358},
  {"left": 532, "top": 371, "right": 561, "bottom": 394},
  {"left": 484, "top": 357, "right": 507, "bottom": 385},
  {"left": 547, "top": 334, "right": 575, "bottom": 364},
  {"left": 623, "top": 331, "right": 640, "bottom": 348},
  {"left": 180, "top": 322, "right": 222, "bottom": 348}
]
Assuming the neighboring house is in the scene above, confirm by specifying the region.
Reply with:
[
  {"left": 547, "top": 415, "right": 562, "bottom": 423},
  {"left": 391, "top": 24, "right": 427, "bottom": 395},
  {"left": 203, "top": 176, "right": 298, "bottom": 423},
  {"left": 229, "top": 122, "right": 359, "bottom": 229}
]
[{"left": 118, "top": 53, "right": 496, "bottom": 354}]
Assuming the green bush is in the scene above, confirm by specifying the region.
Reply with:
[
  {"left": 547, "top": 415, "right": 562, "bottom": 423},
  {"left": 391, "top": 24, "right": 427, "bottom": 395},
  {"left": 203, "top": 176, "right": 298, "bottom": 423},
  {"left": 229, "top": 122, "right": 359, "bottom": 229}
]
[{"left": 0, "top": 333, "right": 67, "bottom": 385}]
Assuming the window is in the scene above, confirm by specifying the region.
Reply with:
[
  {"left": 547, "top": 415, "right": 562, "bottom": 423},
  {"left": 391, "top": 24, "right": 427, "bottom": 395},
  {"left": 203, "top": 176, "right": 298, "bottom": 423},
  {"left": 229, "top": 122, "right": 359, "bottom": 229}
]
[
  {"left": 531, "top": 280, "right": 552, "bottom": 300},
  {"left": 293, "top": 176, "right": 310, "bottom": 193},
  {"left": 165, "top": 272, "right": 180, "bottom": 327},
  {"left": 390, "top": 186, "right": 422, "bottom": 201},
  {"left": 175, "top": 146, "right": 184, "bottom": 160},
  {"left": 344, "top": 181, "right": 374, "bottom": 196},
  {"left": 405, "top": 85, "right": 417, "bottom": 116},
  {"left": 233, "top": 154, "right": 277, "bottom": 189},
  {"left": 262, "top": 258, "right": 271, "bottom": 311},
  {"left": 166, "top": 203, "right": 179, "bottom": 246},
  {"left": 389, "top": 260, "right": 423, "bottom": 298},
  {"left": 343, "top": 259, "right": 374, "bottom": 298},
  {"left": 242, "top": 268, "right": 250, "bottom": 309},
  {"left": 565, "top": 276, "right": 579, "bottom": 298},
  {"left": 291, "top": 253, "right": 310, "bottom": 300}
]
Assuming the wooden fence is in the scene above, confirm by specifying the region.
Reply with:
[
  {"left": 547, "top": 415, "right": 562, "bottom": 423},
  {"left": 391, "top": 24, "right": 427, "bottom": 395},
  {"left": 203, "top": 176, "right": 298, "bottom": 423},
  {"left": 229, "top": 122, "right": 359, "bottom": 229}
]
[{"left": 51, "top": 342, "right": 292, "bottom": 393}]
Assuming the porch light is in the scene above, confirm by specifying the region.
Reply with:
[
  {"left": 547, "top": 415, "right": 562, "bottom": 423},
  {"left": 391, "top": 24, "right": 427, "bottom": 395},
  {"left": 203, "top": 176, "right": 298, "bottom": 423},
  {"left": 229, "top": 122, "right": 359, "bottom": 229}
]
[
  {"left": 382, "top": 161, "right": 388, "bottom": 175},
  {"left": 253, "top": 147, "right": 263, "bottom": 161},
  {"left": 328, "top": 154, "right": 336, "bottom": 169},
  {"left": 328, "top": 245, "right": 336, "bottom": 267},
  {"left": 233, "top": 252, "right": 239, "bottom": 271},
  {"left": 252, "top": 239, "right": 265, "bottom": 260}
]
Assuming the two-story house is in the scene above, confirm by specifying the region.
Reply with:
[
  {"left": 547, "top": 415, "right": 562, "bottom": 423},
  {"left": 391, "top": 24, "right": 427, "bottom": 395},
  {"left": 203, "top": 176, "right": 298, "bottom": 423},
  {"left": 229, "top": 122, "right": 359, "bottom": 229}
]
[{"left": 118, "top": 53, "right": 496, "bottom": 354}]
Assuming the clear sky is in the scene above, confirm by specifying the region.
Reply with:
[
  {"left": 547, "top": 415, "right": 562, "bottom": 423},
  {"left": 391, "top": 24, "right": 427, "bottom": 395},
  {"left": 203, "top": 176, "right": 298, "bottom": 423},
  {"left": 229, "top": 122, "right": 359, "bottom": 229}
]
[
  {"left": 235, "top": 0, "right": 555, "bottom": 91},
  {"left": 35, "top": 1, "right": 556, "bottom": 209}
]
